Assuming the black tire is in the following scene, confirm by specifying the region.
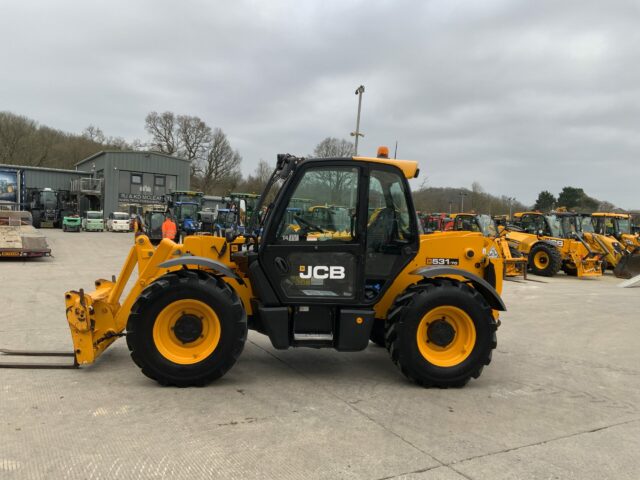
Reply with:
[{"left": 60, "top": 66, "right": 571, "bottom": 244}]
[
  {"left": 528, "top": 243, "right": 562, "bottom": 277},
  {"left": 385, "top": 279, "right": 497, "bottom": 388},
  {"left": 370, "top": 320, "right": 386, "bottom": 347},
  {"left": 31, "top": 210, "right": 41, "bottom": 229},
  {"left": 562, "top": 262, "right": 578, "bottom": 276},
  {"left": 126, "top": 270, "right": 247, "bottom": 387}
]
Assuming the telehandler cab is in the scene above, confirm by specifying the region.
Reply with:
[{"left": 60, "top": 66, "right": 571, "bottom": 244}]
[{"left": 1, "top": 152, "right": 505, "bottom": 388}]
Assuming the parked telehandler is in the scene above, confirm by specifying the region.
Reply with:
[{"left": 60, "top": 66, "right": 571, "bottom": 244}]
[
  {"left": 1, "top": 151, "right": 506, "bottom": 388},
  {"left": 506, "top": 211, "right": 604, "bottom": 277}
]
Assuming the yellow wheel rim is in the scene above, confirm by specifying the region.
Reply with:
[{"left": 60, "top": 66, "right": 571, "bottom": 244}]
[
  {"left": 153, "top": 299, "right": 221, "bottom": 365},
  {"left": 533, "top": 251, "right": 550, "bottom": 270},
  {"left": 416, "top": 306, "right": 476, "bottom": 367}
]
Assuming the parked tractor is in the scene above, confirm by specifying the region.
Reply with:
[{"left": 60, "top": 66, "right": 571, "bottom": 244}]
[
  {"left": 29, "top": 188, "right": 68, "bottom": 228},
  {"left": 166, "top": 190, "right": 204, "bottom": 240},
  {"left": 420, "top": 213, "right": 453, "bottom": 233},
  {"left": 2, "top": 151, "right": 506, "bottom": 389}
]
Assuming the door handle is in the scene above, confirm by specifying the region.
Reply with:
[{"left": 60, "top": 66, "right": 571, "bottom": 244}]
[{"left": 274, "top": 256, "right": 289, "bottom": 273}]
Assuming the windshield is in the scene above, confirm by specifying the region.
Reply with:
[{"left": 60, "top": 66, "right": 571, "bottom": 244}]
[
  {"left": 114, "top": 213, "right": 129, "bottom": 220},
  {"left": 545, "top": 215, "right": 562, "bottom": 237},
  {"left": 178, "top": 204, "right": 197, "bottom": 219},
  {"left": 558, "top": 216, "right": 578, "bottom": 237},
  {"left": 477, "top": 214, "right": 497, "bottom": 237},
  {"left": 617, "top": 218, "right": 631, "bottom": 234},
  {"left": 216, "top": 211, "right": 236, "bottom": 226},
  {"left": 87, "top": 212, "right": 102, "bottom": 219},
  {"left": 248, "top": 173, "right": 284, "bottom": 234},
  {"left": 580, "top": 216, "right": 594, "bottom": 233},
  {"left": 41, "top": 191, "right": 56, "bottom": 201}
]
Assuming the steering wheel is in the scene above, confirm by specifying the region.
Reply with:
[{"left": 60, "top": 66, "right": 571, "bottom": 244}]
[{"left": 294, "top": 214, "right": 326, "bottom": 233}]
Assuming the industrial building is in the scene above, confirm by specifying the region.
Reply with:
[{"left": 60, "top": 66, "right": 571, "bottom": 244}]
[{"left": 0, "top": 151, "right": 190, "bottom": 218}]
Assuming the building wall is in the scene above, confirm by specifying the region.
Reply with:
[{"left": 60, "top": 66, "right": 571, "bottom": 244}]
[
  {"left": 76, "top": 151, "right": 190, "bottom": 217},
  {"left": 23, "top": 169, "right": 85, "bottom": 191},
  {"left": 0, "top": 164, "right": 85, "bottom": 207}
]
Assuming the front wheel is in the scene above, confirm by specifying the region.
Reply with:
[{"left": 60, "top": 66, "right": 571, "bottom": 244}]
[
  {"left": 385, "top": 279, "right": 497, "bottom": 388},
  {"left": 528, "top": 243, "right": 562, "bottom": 277},
  {"left": 126, "top": 270, "right": 247, "bottom": 386}
]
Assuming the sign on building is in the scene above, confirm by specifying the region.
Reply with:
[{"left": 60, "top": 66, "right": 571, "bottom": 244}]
[{"left": 118, "top": 193, "right": 165, "bottom": 204}]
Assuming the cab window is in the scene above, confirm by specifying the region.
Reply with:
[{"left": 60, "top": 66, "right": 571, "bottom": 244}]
[
  {"left": 276, "top": 167, "right": 358, "bottom": 243},
  {"left": 366, "top": 169, "right": 415, "bottom": 252}
]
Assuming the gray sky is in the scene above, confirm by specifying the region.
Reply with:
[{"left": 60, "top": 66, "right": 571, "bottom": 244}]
[{"left": 1, "top": 0, "right": 638, "bottom": 208}]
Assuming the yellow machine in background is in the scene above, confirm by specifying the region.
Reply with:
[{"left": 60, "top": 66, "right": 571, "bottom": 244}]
[
  {"left": 590, "top": 212, "right": 640, "bottom": 278},
  {"left": 448, "top": 213, "right": 527, "bottom": 278},
  {"left": 506, "top": 212, "right": 603, "bottom": 277},
  {"left": 2, "top": 151, "right": 506, "bottom": 389},
  {"left": 592, "top": 213, "right": 640, "bottom": 252}
]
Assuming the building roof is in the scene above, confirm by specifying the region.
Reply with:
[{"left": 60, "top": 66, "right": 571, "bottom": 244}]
[
  {"left": 75, "top": 150, "right": 190, "bottom": 167},
  {"left": 0, "top": 163, "right": 85, "bottom": 175}
]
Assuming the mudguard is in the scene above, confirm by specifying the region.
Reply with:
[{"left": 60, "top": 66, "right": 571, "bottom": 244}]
[
  {"left": 411, "top": 266, "right": 506, "bottom": 311},
  {"left": 159, "top": 256, "right": 243, "bottom": 284}
]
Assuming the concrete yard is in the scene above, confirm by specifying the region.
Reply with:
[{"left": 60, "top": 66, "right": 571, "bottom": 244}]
[{"left": 1, "top": 229, "right": 639, "bottom": 480}]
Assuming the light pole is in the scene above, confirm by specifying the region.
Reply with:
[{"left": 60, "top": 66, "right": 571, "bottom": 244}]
[
  {"left": 508, "top": 197, "right": 514, "bottom": 219},
  {"left": 350, "top": 85, "right": 365, "bottom": 155},
  {"left": 459, "top": 192, "right": 468, "bottom": 212},
  {"left": 448, "top": 201, "right": 453, "bottom": 215}
]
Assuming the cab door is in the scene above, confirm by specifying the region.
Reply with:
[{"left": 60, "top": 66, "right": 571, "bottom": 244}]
[{"left": 260, "top": 162, "right": 364, "bottom": 304}]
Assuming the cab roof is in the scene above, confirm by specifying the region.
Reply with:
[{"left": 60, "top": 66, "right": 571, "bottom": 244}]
[
  {"left": 591, "top": 212, "right": 630, "bottom": 218},
  {"left": 352, "top": 156, "right": 419, "bottom": 179}
]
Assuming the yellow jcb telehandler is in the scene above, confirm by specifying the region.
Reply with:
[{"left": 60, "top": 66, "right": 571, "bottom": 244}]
[
  {"left": 506, "top": 211, "right": 604, "bottom": 277},
  {"left": 1, "top": 152, "right": 506, "bottom": 388}
]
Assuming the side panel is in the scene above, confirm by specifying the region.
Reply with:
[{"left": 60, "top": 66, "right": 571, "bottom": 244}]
[{"left": 373, "top": 232, "right": 504, "bottom": 319}]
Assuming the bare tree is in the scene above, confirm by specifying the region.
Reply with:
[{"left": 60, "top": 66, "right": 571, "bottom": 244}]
[
  {"left": 199, "top": 128, "right": 242, "bottom": 194},
  {"left": 0, "top": 112, "right": 36, "bottom": 164},
  {"left": 177, "top": 115, "right": 212, "bottom": 176},
  {"left": 309, "top": 138, "right": 356, "bottom": 203},
  {"left": 82, "top": 125, "right": 105, "bottom": 144},
  {"left": 237, "top": 160, "right": 272, "bottom": 194},
  {"left": 312, "top": 137, "right": 354, "bottom": 158},
  {"left": 145, "top": 111, "right": 179, "bottom": 154}
]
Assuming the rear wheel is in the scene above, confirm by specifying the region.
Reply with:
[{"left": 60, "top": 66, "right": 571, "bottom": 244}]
[
  {"left": 370, "top": 320, "right": 386, "bottom": 347},
  {"left": 32, "top": 210, "right": 41, "bottom": 229},
  {"left": 562, "top": 262, "right": 578, "bottom": 276},
  {"left": 528, "top": 243, "right": 562, "bottom": 277},
  {"left": 126, "top": 270, "right": 247, "bottom": 386},
  {"left": 385, "top": 279, "right": 497, "bottom": 388}
]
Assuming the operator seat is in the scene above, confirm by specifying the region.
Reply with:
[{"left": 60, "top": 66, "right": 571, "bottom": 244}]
[{"left": 367, "top": 207, "right": 396, "bottom": 252}]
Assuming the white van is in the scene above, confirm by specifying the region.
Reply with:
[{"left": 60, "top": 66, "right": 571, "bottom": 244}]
[{"left": 107, "top": 212, "right": 131, "bottom": 232}]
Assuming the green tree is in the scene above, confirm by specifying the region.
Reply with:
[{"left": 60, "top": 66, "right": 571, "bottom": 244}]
[
  {"left": 533, "top": 190, "right": 556, "bottom": 211},
  {"left": 557, "top": 187, "right": 585, "bottom": 209}
]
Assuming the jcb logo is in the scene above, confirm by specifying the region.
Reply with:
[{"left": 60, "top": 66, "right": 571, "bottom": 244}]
[{"left": 299, "top": 265, "right": 346, "bottom": 280}]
